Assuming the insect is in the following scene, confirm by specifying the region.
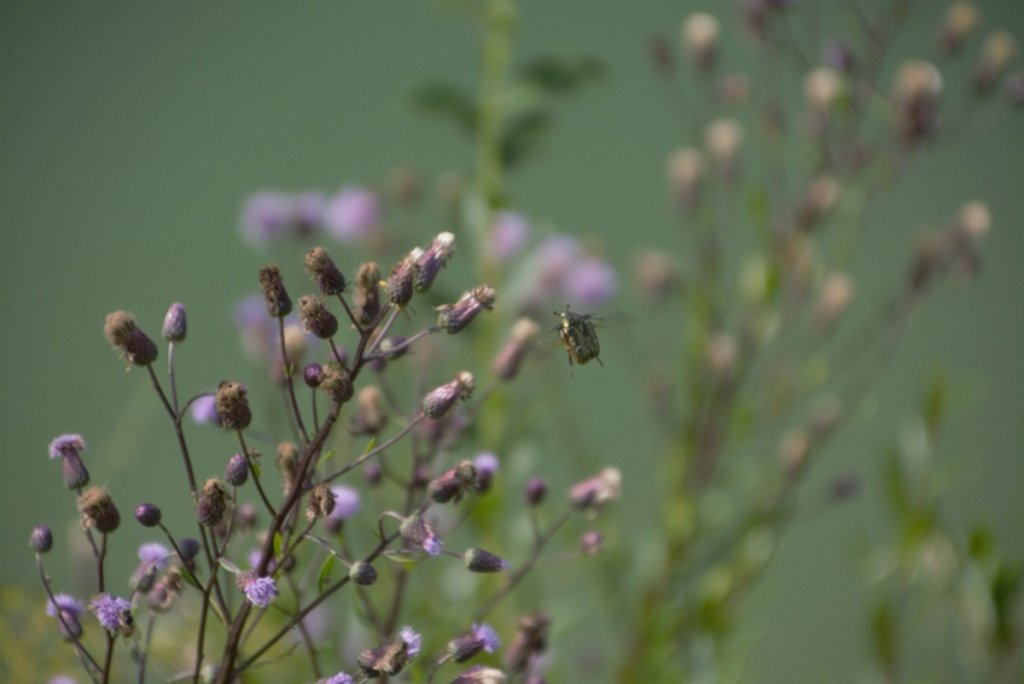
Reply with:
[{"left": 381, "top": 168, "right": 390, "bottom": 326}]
[{"left": 554, "top": 307, "right": 603, "bottom": 371}]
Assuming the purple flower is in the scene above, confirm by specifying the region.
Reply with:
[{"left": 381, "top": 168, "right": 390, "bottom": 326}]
[
  {"left": 190, "top": 395, "right": 221, "bottom": 425},
  {"left": 319, "top": 673, "right": 354, "bottom": 684},
  {"left": 488, "top": 211, "right": 530, "bottom": 262},
  {"left": 325, "top": 186, "right": 380, "bottom": 241},
  {"left": 239, "top": 572, "right": 278, "bottom": 608},
  {"left": 537, "top": 235, "right": 581, "bottom": 286},
  {"left": 138, "top": 542, "right": 172, "bottom": 572},
  {"left": 423, "top": 534, "right": 443, "bottom": 557},
  {"left": 400, "top": 626, "right": 422, "bottom": 657},
  {"left": 563, "top": 256, "right": 617, "bottom": 308},
  {"left": 47, "top": 594, "right": 84, "bottom": 619},
  {"left": 474, "top": 453, "right": 499, "bottom": 478},
  {"left": 472, "top": 622, "right": 500, "bottom": 653},
  {"left": 48, "top": 434, "right": 86, "bottom": 460},
  {"left": 48, "top": 677, "right": 78, "bottom": 684},
  {"left": 327, "top": 485, "right": 361, "bottom": 522},
  {"left": 89, "top": 594, "right": 132, "bottom": 633},
  {"left": 241, "top": 192, "right": 294, "bottom": 246}
]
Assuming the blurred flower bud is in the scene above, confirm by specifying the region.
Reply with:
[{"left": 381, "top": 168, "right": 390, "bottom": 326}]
[
  {"left": 364, "top": 461, "right": 383, "bottom": 486},
  {"left": 306, "top": 483, "right": 337, "bottom": 521},
  {"left": 813, "top": 272, "right": 855, "bottom": 333},
  {"left": 1006, "top": 71, "right": 1024, "bottom": 106},
  {"left": 240, "top": 191, "right": 293, "bottom": 246},
  {"left": 569, "top": 467, "right": 622, "bottom": 516},
  {"left": 956, "top": 200, "right": 991, "bottom": 240},
  {"left": 667, "top": 148, "right": 704, "bottom": 212},
  {"left": 222, "top": 452, "right": 248, "bottom": 487},
  {"left": 178, "top": 538, "right": 201, "bottom": 561},
  {"left": 349, "top": 385, "right": 387, "bottom": 436},
  {"left": 354, "top": 262, "right": 382, "bottom": 325},
  {"left": 437, "top": 285, "right": 497, "bottom": 333},
  {"left": 449, "top": 623, "right": 501, "bottom": 663},
  {"left": 196, "top": 478, "right": 229, "bottom": 527},
  {"left": 505, "top": 613, "right": 550, "bottom": 674},
  {"left": 234, "top": 502, "right": 257, "bottom": 532},
  {"left": 974, "top": 31, "right": 1016, "bottom": 93},
  {"left": 494, "top": 318, "right": 540, "bottom": 381},
  {"left": 415, "top": 232, "right": 456, "bottom": 292},
  {"left": 937, "top": 2, "right": 979, "bottom": 54},
  {"left": 276, "top": 442, "right": 301, "bottom": 495},
  {"left": 134, "top": 503, "right": 162, "bottom": 527},
  {"left": 488, "top": 212, "right": 530, "bottom": 263},
  {"left": 894, "top": 60, "right": 943, "bottom": 144},
  {"left": 305, "top": 246, "right": 347, "bottom": 295},
  {"left": 830, "top": 472, "right": 862, "bottom": 501},
  {"left": 47, "top": 594, "right": 85, "bottom": 641},
  {"left": 299, "top": 296, "right": 339, "bottom": 340},
  {"left": 358, "top": 628, "right": 420, "bottom": 677},
  {"left": 399, "top": 514, "right": 443, "bottom": 556},
  {"left": 104, "top": 311, "right": 158, "bottom": 367},
  {"left": 809, "top": 395, "right": 842, "bottom": 442},
  {"left": 349, "top": 560, "right": 378, "bottom": 586},
  {"left": 649, "top": 33, "right": 674, "bottom": 74},
  {"left": 147, "top": 566, "right": 184, "bottom": 613},
  {"left": 822, "top": 40, "right": 857, "bottom": 74},
  {"left": 78, "top": 487, "right": 120, "bottom": 534},
  {"left": 422, "top": 371, "right": 475, "bottom": 419},
  {"left": 580, "top": 530, "right": 604, "bottom": 556},
  {"left": 325, "top": 186, "right": 379, "bottom": 241},
  {"left": 779, "top": 429, "right": 810, "bottom": 476},
  {"left": 634, "top": 250, "right": 681, "bottom": 304},
  {"left": 525, "top": 477, "right": 548, "bottom": 506},
  {"left": 717, "top": 73, "right": 751, "bottom": 106},
  {"left": 705, "top": 332, "right": 737, "bottom": 377},
  {"left": 30, "top": 525, "right": 53, "bottom": 553},
  {"left": 162, "top": 302, "right": 187, "bottom": 342},
  {"left": 464, "top": 548, "right": 511, "bottom": 573},
  {"left": 804, "top": 67, "right": 843, "bottom": 112},
  {"left": 319, "top": 363, "right": 354, "bottom": 404},
  {"left": 215, "top": 380, "right": 252, "bottom": 430},
  {"left": 452, "top": 666, "right": 508, "bottom": 684},
  {"left": 474, "top": 453, "right": 499, "bottom": 493},
  {"left": 705, "top": 119, "right": 743, "bottom": 180},
  {"left": 796, "top": 175, "right": 841, "bottom": 232},
  {"left": 429, "top": 460, "right": 478, "bottom": 504},
  {"left": 682, "top": 13, "right": 719, "bottom": 72},
  {"left": 564, "top": 256, "right": 617, "bottom": 309}
]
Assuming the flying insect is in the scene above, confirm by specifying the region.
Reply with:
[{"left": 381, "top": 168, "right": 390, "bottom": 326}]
[{"left": 554, "top": 307, "right": 603, "bottom": 372}]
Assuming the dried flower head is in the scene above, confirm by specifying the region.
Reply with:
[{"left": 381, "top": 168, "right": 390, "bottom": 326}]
[
  {"left": 399, "top": 514, "right": 443, "bottom": 556},
  {"left": 147, "top": 567, "right": 185, "bottom": 613},
  {"left": 258, "top": 264, "right": 293, "bottom": 318},
  {"left": 415, "top": 231, "right": 456, "bottom": 292},
  {"left": 298, "top": 295, "right": 339, "bottom": 339},
  {"left": 429, "top": 460, "right": 478, "bottom": 504},
  {"left": 975, "top": 31, "right": 1017, "bottom": 92},
  {"left": 894, "top": 60, "right": 943, "bottom": 143},
  {"left": 104, "top": 311, "right": 158, "bottom": 367},
  {"left": 358, "top": 627, "right": 421, "bottom": 677},
  {"left": 354, "top": 262, "right": 382, "bottom": 325},
  {"left": 813, "top": 272, "right": 855, "bottom": 333},
  {"left": 318, "top": 362, "right": 354, "bottom": 404},
  {"left": 804, "top": 67, "right": 843, "bottom": 111},
  {"left": 505, "top": 612, "right": 551, "bottom": 674},
  {"left": 306, "top": 483, "right": 337, "bottom": 521},
  {"left": 305, "top": 246, "right": 347, "bottom": 295},
  {"left": 276, "top": 441, "right": 301, "bottom": 495},
  {"left": 349, "top": 385, "right": 387, "bottom": 436},
  {"left": 437, "top": 285, "right": 497, "bottom": 334},
  {"left": 196, "top": 478, "right": 230, "bottom": 527},
  {"left": 77, "top": 487, "right": 120, "bottom": 534},
  {"left": 569, "top": 467, "right": 622, "bottom": 516},
  {"left": 938, "top": 1, "right": 980, "bottom": 54},
  {"left": 386, "top": 252, "right": 417, "bottom": 308},
  {"left": 215, "top": 381, "right": 252, "bottom": 431}
]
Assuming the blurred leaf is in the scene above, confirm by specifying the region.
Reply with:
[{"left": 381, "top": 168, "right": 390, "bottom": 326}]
[
  {"left": 317, "top": 555, "right": 335, "bottom": 593},
  {"left": 517, "top": 53, "right": 607, "bottom": 94},
  {"left": 180, "top": 566, "right": 201, "bottom": 590},
  {"left": 382, "top": 549, "right": 422, "bottom": 565},
  {"left": 500, "top": 109, "right": 553, "bottom": 168},
  {"left": 882, "top": 447, "right": 911, "bottom": 521},
  {"left": 409, "top": 80, "right": 477, "bottom": 133},
  {"left": 968, "top": 525, "right": 995, "bottom": 561},
  {"left": 871, "top": 596, "right": 898, "bottom": 673},
  {"left": 218, "top": 558, "right": 241, "bottom": 575},
  {"left": 992, "top": 561, "right": 1021, "bottom": 649},
  {"left": 252, "top": 461, "right": 261, "bottom": 480},
  {"left": 744, "top": 185, "right": 770, "bottom": 235},
  {"left": 273, "top": 532, "right": 283, "bottom": 561},
  {"left": 923, "top": 368, "right": 949, "bottom": 439},
  {"left": 315, "top": 448, "right": 336, "bottom": 472}
]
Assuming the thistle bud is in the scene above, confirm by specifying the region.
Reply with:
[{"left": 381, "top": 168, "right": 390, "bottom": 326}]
[
  {"left": 974, "top": 31, "right": 1017, "bottom": 93},
  {"left": 667, "top": 148, "right": 703, "bottom": 212},
  {"left": 525, "top": 477, "right": 548, "bottom": 506},
  {"left": 452, "top": 666, "right": 508, "bottom": 684},
  {"left": 30, "top": 525, "right": 53, "bottom": 553},
  {"left": 429, "top": 460, "right": 478, "bottom": 504},
  {"left": 580, "top": 530, "right": 604, "bottom": 556},
  {"left": 196, "top": 479, "right": 229, "bottom": 527},
  {"left": 813, "top": 272, "right": 855, "bottom": 333},
  {"left": 104, "top": 311, "right": 158, "bottom": 367},
  {"left": 225, "top": 453, "right": 250, "bottom": 487},
  {"left": 399, "top": 514, "right": 443, "bottom": 556},
  {"left": 298, "top": 295, "right": 339, "bottom": 339},
  {"left": 305, "top": 246, "right": 347, "bottom": 295},
  {"left": 682, "top": 13, "right": 719, "bottom": 73},
  {"left": 318, "top": 363, "right": 354, "bottom": 404},
  {"left": 422, "top": 371, "right": 475, "bottom": 419},
  {"left": 304, "top": 362, "right": 323, "bottom": 388},
  {"left": 47, "top": 594, "right": 85, "bottom": 641},
  {"left": 349, "top": 386, "right": 387, "bottom": 435},
  {"left": 449, "top": 623, "right": 501, "bottom": 663},
  {"left": 386, "top": 252, "right": 417, "bottom": 308},
  {"left": 306, "top": 483, "right": 337, "bottom": 521},
  {"left": 78, "top": 487, "right": 120, "bottom": 534},
  {"left": 415, "top": 232, "right": 456, "bottom": 292},
  {"left": 354, "top": 262, "right": 382, "bottom": 325},
  {"left": 803, "top": 67, "right": 843, "bottom": 112},
  {"left": 505, "top": 613, "right": 550, "bottom": 674},
  {"left": 349, "top": 560, "right": 378, "bottom": 586},
  {"left": 704, "top": 119, "right": 743, "bottom": 180},
  {"left": 569, "top": 467, "right": 622, "bottom": 516},
  {"left": 161, "top": 302, "right": 187, "bottom": 342},
  {"left": 177, "top": 538, "right": 201, "bottom": 561},
  {"left": 258, "top": 264, "right": 292, "bottom": 318},
  {"left": 493, "top": 318, "right": 540, "bottom": 381},
  {"left": 463, "top": 548, "right": 510, "bottom": 573},
  {"left": 474, "top": 453, "right": 499, "bottom": 493},
  {"left": 937, "top": 2, "right": 979, "bottom": 54},
  {"left": 437, "top": 285, "right": 497, "bottom": 333},
  {"left": 215, "top": 381, "right": 252, "bottom": 430},
  {"left": 796, "top": 175, "right": 841, "bottom": 231},
  {"left": 134, "top": 503, "right": 162, "bottom": 527},
  {"left": 894, "top": 60, "right": 943, "bottom": 144},
  {"left": 49, "top": 434, "right": 90, "bottom": 490}
]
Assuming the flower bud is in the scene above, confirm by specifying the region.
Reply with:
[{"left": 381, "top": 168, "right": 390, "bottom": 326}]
[
  {"left": 813, "top": 272, "right": 855, "bottom": 333},
  {"left": 225, "top": 453, "right": 250, "bottom": 487},
  {"left": 258, "top": 264, "right": 292, "bottom": 318},
  {"left": 682, "top": 13, "right": 719, "bottom": 72},
  {"left": 796, "top": 175, "right": 841, "bottom": 231},
  {"left": 354, "top": 262, "right": 382, "bottom": 325},
  {"left": 505, "top": 613, "right": 550, "bottom": 674},
  {"left": 318, "top": 363, "right": 354, "bottom": 404},
  {"left": 305, "top": 246, "right": 347, "bottom": 295},
  {"left": 474, "top": 453, "right": 499, "bottom": 493},
  {"left": 306, "top": 483, "right": 337, "bottom": 521},
  {"left": 463, "top": 548, "right": 510, "bottom": 573},
  {"left": 147, "top": 567, "right": 184, "bottom": 613},
  {"left": 386, "top": 252, "right": 417, "bottom": 308},
  {"left": 437, "top": 285, "right": 497, "bottom": 333},
  {"left": 579, "top": 530, "right": 604, "bottom": 556},
  {"left": 667, "top": 148, "right": 703, "bottom": 212},
  {"left": 493, "top": 318, "right": 540, "bottom": 381},
  {"left": 415, "top": 232, "right": 456, "bottom": 292},
  {"left": 178, "top": 538, "right": 201, "bottom": 561},
  {"left": 429, "top": 460, "right": 478, "bottom": 504},
  {"left": 304, "top": 362, "right": 323, "bottom": 388},
  {"left": 449, "top": 623, "right": 501, "bottom": 663},
  {"left": 379, "top": 336, "right": 409, "bottom": 360},
  {"left": 704, "top": 119, "right": 743, "bottom": 180},
  {"left": 196, "top": 479, "right": 229, "bottom": 527},
  {"left": 568, "top": 467, "right": 622, "bottom": 516},
  {"left": 104, "top": 311, "right": 158, "bottom": 367},
  {"left": 49, "top": 434, "right": 91, "bottom": 491},
  {"left": 47, "top": 594, "right": 85, "bottom": 641},
  {"left": 894, "top": 60, "right": 943, "bottom": 144},
  {"left": 937, "top": 2, "right": 979, "bottom": 54},
  {"left": 525, "top": 477, "right": 548, "bottom": 506},
  {"left": 134, "top": 503, "right": 162, "bottom": 527},
  {"left": 30, "top": 525, "right": 53, "bottom": 553},
  {"left": 705, "top": 331, "right": 737, "bottom": 376},
  {"left": 634, "top": 250, "right": 681, "bottom": 304},
  {"left": 422, "top": 371, "right": 475, "bottom": 419},
  {"left": 349, "top": 560, "right": 378, "bottom": 586},
  {"left": 974, "top": 31, "right": 1016, "bottom": 93},
  {"left": 349, "top": 386, "right": 387, "bottom": 435},
  {"left": 364, "top": 462, "right": 383, "bottom": 486},
  {"left": 78, "top": 487, "right": 120, "bottom": 534},
  {"left": 804, "top": 67, "right": 843, "bottom": 112},
  {"left": 160, "top": 302, "right": 187, "bottom": 342},
  {"left": 399, "top": 514, "right": 443, "bottom": 556},
  {"left": 215, "top": 381, "right": 252, "bottom": 431},
  {"left": 298, "top": 295, "right": 339, "bottom": 339}
]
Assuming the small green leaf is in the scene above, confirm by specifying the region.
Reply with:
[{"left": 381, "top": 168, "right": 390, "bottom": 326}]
[
  {"left": 315, "top": 448, "right": 337, "bottom": 472},
  {"left": 218, "top": 558, "right": 241, "bottom": 575},
  {"left": 409, "top": 80, "right": 477, "bottom": 133},
  {"left": 317, "top": 555, "right": 335, "bottom": 593},
  {"left": 871, "top": 597, "right": 897, "bottom": 671},
  {"left": 180, "top": 567, "right": 201, "bottom": 590},
  {"left": 362, "top": 435, "right": 377, "bottom": 455},
  {"left": 382, "top": 549, "right": 423, "bottom": 566},
  {"left": 252, "top": 461, "right": 261, "bottom": 480},
  {"left": 273, "top": 533, "right": 283, "bottom": 561},
  {"left": 517, "top": 53, "right": 607, "bottom": 94}
]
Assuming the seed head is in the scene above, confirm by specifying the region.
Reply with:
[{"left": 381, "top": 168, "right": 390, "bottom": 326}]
[
  {"left": 258, "top": 264, "right": 292, "bottom": 318},
  {"left": 196, "top": 478, "right": 229, "bottom": 527},
  {"left": 134, "top": 503, "right": 162, "bottom": 527},
  {"left": 349, "top": 560, "right": 378, "bottom": 586},
  {"left": 161, "top": 302, "right": 187, "bottom": 342},
  {"left": 414, "top": 232, "right": 456, "bottom": 292},
  {"left": 306, "top": 483, "right": 337, "bottom": 521},
  {"left": 894, "top": 60, "right": 943, "bottom": 144},
  {"left": 449, "top": 622, "right": 501, "bottom": 663},
  {"left": 298, "top": 295, "right": 339, "bottom": 339},
  {"left": 318, "top": 363, "right": 354, "bottom": 404},
  {"left": 305, "top": 246, "right": 347, "bottom": 295},
  {"left": 667, "top": 148, "right": 703, "bottom": 212},
  {"left": 704, "top": 119, "right": 743, "bottom": 167},
  {"left": 422, "top": 371, "right": 475, "bottom": 419},
  {"left": 30, "top": 525, "right": 53, "bottom": 554},
  {"left": 78, "top": 487, "right": 120, "bottom": 534},
  {"left": 354, "top": 262, "right": 382, "bottom": 325},
  {"left": 463, "top": 548, "right": 510, "bottom": 573},
  {"left": 634, "top": 250, "right": 681, "bottom": 304},
  {"left": 215, "top": 381, "right": 252, "bottom": 431},
  {"left": 797, "top": 175, "right": 841, "bottom": 231},
  {"left": 437, "top": 285, "right": 497, "bottom": 334},
  {"left": 428, "top": 460, "right": 478, "bottom": 504}
]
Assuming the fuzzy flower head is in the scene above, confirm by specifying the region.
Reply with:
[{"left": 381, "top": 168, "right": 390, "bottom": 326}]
[
  {"left": 241, "top": 192, "right": 294, "bottom": 246},
  {"left": 49, "top": 434, "right": 90, "bottom": 489},
  {"left": 317, "top": 673, "right": 354, "bottom": 684},
  {"left": 474, "top": 453, "right": 499, "bottom": 492},
  {"left": 569, "top": 467, "right": 623, "bottom": 518},
  {"left": 449, "top": 622, "right": 501, "bottom": 663},
  {"left": 134, "top": 542, "right": 172, "bottom": 592},
  {"left": 563, "top": 257, "right": 617, "bottom": 309},
  {"left": 400, "top": 626, "right": 422, "bottom": 657},
  {"left": 358, "top": 627, "right": 421, "bottom": 677},
  {"left": 49, "top": 434, "right": 86, "bottom": 460},
  {"left": 399, "top": 514, "right": 443, "bottom": 556},
  {"left": 89, "top": 594, "right": 133, "bottom": 635},
  {"left": 237, "top": 572, "right": 278, "bottom": 609},
  {"left": 325, "top": 186, "right": 380, "bottom": 241},
  {"left": 190, "top": 394, "right": 221, "bottom": 425},
  {"left": 47, "top": 594, "right": 84, "bottom": 620}
]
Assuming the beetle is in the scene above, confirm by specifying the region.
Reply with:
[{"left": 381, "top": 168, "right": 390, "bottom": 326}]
[{"left": 554, "top": 307, "right": 603, "bottom": 372}]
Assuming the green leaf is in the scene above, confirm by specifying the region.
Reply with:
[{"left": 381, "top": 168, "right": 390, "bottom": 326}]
[
  {"left": 362, "top": 435, "right": 377, "bottom": 455},
  {"left": 218, "top": 558, "right": 241, "bottom": 575},
  {"left": 517, "top": 53, "right": 607, "bottom": 94},
  {"left": 315, "top": 448, "right": 337, "bottom": 472},
  {"left": 882, "top": 447, "right": 911, "bottom": 521},
  {"left": 382, "top": 549, "right": 423, "bottom": 566},
  {"left": 317, "top": 555, "right": 336, "bottom": 593},
  {"left": 252, "top": 461, "right": 261, "bottom": 480},
  {"left": 871, "top": 597, "right": 897, "bottom": 671},
  {"left": 180, "top": 567, "right": 201, "bottom": 590},
  {"left": 500, "top": 109, "right": 554, "bottom": 169},
  {"left": 409, "top": 80, "right": 477, "bottom": 133},
  {"left": 273, "top": 532, "right": 283, "bottom": 561},
  {"left": 923, "top": 368, "right": 949, "bottom": 439}
]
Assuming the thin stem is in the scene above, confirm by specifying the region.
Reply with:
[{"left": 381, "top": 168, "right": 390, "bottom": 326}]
[
  {"left": 97, "top": 533, "right": 108, "bottom": 593},
  {"left": 37, "top": 555, "right": 103, "bottom": 677},
  {"left": 168, "top": 341, "right": 180, "bottom": 415},
  {"left": 320, "top": 414, "right": 426, "bottom": 486},
  {"left": 425, "top": 654, "right": 452, "bottom": 684},
  {"left": 237, "top": 431, "right": 277, "bottom": 518},
  {"left": 366, "top": 306, "right": 401, "bottom": 357},
  {"left": 101, "top": 632, "right": 115, "bottom": 684},
  {"left": 278, "top": 316, "right": 311, "bottom": 444},
  {"left": 336, "top": 292, "right": 364, "bottom": 334},
  {"left": 138, "top": 614, "right": 156, "bottom": 684},
  {"left": 363, "top": 325, "right": 441, "bottom": 363}
]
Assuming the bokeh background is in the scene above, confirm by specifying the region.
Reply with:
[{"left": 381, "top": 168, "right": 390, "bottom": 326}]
[{"left": 2, "top": 1, "right": 1023, "bottom": 681}]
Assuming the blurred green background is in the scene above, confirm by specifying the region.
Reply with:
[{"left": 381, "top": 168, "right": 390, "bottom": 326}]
[{"left": 3, "top": 1, "right": 1024, "bottom": 681}]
